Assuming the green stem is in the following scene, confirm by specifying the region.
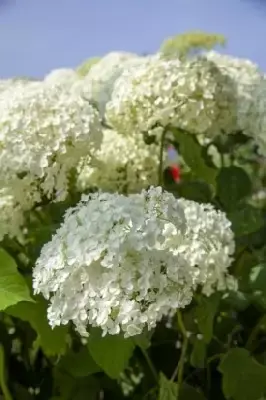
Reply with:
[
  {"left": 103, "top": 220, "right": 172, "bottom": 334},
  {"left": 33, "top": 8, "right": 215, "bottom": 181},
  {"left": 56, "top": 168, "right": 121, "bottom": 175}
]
[
  {"left": 0, "top": 344, "right": 13, "bottom": 400},
  {"left": 172, "top": 310, "right": 188, "bottom": 399},
  {"left": 158, "top": 129, "right": 167, "bottom": 186},
  {"left": 139, "top": 347, "right": 158, "bottom": 382}
]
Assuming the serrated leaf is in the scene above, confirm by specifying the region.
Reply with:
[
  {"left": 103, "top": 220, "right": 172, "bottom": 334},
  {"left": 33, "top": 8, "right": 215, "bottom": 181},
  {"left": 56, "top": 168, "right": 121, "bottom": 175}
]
[
  {"left": 195, "top": 294, "right": 220, "bottom": 343},
  {"left": 87, "top": 329, "right": 135, "bottom": 379},
  {"left": 219, "top": 348, "right": 266, "bottom": 400},
  {"left": 0, "top": 248, "right": 34, "bottom": 310},
  {"left": 0, "top": 344, "right": 12, "bottom": 400},
  {"left": 228, "top": 205, "right": 264, "bottom": 237},
  {"left": 216, "top": 166, "right": 252, "bottom": 210},
  {"left": 59, "top": 347, "right": 101, "bottom": 377},
  {"left": 6, "top": 297, "right": 68, "bottom": 356},
  {"left": 190, "top": 339, "right": 206, "bottom": 368},
  {"left": 158, "top": 373, "right": 177, "bottom": 400},
  {"left": 173, "top": 128, "right": 217, "bottom": 189}
]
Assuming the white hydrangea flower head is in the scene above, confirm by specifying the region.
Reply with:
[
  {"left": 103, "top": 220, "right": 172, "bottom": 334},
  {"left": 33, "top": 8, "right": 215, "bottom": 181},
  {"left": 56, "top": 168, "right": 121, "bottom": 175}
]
[
  {"left": 0, "top": 78, "right": 35, "bottom": 96},
  {"left": 0, "top": 188, "right": 25, "bottom": 241},
  {"left": 44, "top": 68, "right": 80, "bottom": 88},
  {"left": 33, "top": 187, "right": 235, "bottom": 338},
  {"left": 77, "top": 129, "right": 159, "bottom": 193},
  {"left": 205, "top": 51, "right": 263, "bottom": 135},
  {"left": 0, "top": 81, "right": 102, "bottom": 208},
  {"left": 74, "top": 51, "right": 147, "bottom": 117},
  {"left": 106, "top": 55, "right": 237, "bottom": 138},
  {"left": 0, "top": 79, "right": 16, "bottom": 93},
  {"left": 245, "top": 76, "right": 266, "bottom": 156}
]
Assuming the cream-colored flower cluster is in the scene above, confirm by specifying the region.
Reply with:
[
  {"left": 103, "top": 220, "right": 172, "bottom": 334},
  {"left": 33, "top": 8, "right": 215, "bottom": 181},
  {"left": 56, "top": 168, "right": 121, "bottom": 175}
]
[
  {"left": 205, "top": 51, "right": 263, "bottom": 136},
  {"left": 72, "top": 52, "right": 147, "bottom": 116},
  {"left": 77, "top": 129, "right": 159, "bottom": 194},
  {"left": 0, "top": 48, "right": 265, "bottom": 243},
  {"left": 245, "top": 76, "right": 266, "bottom": 156},
  {"left": 106, "top": 55, "right": 237, "bottom": 138},
  {"left": 0, "top": 80, "right": 102, "bottom": 229}
]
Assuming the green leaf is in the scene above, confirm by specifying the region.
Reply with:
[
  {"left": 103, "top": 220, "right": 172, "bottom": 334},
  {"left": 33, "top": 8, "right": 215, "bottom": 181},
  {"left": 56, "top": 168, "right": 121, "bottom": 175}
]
[
  {"left": 190, "top": 339, "right": 206, "bottom": 368},
  {"left": 216, "top": 166, "right": 252, "bottom": 211},
  {"left": 222, "top": 291, "right": 250, "bottom": 312},
  {"left": 59, "top": 347, "right": 101, "bottom": 377},
  {"left": 177, "top": 181, "right": 212, "bottom": 203},
  {"left": 87, "top": 329, "right": 135, "bottom": 379},
  {"left": 248, "top": 264, "right": 266, "bottom": 308},
  {"left": 6, "top": 297, "right": 68, "bottom": 356},
  {"left": 194, "top": 294, "right": 220, "bottom": 343},
  {"left": 158, "top": 375, "right": 206, "bottom": 400},
  {"left": 233, "top": 250, "right": 258, "bottom": 290},
  {"left": 173, "top": 128, "right": 217, "bottom": 189},
  {"left": 228, "top": 205, "right": 264, "bottom": 237},
  {"left": 0, "top": 344, "right": 12, "bottom": 400},
  {"left": 0, "top": 248, "right": 34, "bottom": 310},
  {"left": 158, "top": 373, "right": 177, "bottom": 400},
  {"left": 219, "top": 348, "right": 266, "bottom": 400},
  {"left": 249, "top": 263, "right": 266, "bottom": 292},
  {"left": 179, "top": 383, "right": 206, "bottom": 400}
]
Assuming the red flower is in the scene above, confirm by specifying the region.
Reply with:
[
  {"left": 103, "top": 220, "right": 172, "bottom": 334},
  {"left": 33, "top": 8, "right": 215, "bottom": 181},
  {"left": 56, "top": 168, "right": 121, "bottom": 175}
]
[{"left": 170, "top": 165, "right": 181, "bottom": 183}]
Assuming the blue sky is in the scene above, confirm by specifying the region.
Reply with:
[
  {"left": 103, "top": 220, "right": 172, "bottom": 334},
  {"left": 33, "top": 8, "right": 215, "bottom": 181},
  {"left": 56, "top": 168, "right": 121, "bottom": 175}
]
[{"left": 0, "top": 0, "right": 265, "bottom": 78}]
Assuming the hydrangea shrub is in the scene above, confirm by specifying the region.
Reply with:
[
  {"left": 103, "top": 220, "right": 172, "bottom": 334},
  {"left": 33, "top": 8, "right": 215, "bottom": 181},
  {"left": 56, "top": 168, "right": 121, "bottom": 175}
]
[{"left": 0, "top": 38, "right": 265, "bottom": 400}]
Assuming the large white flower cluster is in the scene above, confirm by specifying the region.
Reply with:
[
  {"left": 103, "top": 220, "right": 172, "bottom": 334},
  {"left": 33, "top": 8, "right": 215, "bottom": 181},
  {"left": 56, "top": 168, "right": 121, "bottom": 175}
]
[
  {"left": 205, "top": 51, "right": 263, "bottom": 136},
  {"left": 205, "top": 52, "right": 266, "bottom": 155},
  {"left": 77, "top": 129, "right": 159, "bottom": 194},
  {"left": 0, "top": 79, "right": 18, "bottom": 93},
  {"left": 73, "top": 52, "right": 147, "bottom": 117},
  {"left": 245, "top": 76, "right": 266, "bottom": 156},
  {"left": 106, "top": 55, "right": 237, "bottom": 138},
  {"left": 0, "top": 78, "right": 33, "bottom": 96},
  {"left": 33, "top": 187, "right": 235, "bottom": 338},
  {"left": 0, "top": 81, "right": 102, "bottom": 210}
]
